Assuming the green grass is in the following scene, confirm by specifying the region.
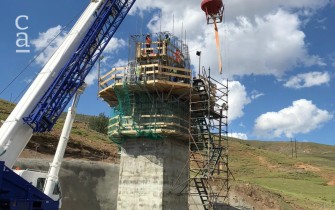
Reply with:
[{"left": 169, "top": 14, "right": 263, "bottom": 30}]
[
  {"left": 253, "top": 178, "right": 335, "bottom": 209},
  {"left": 0, "top": 99, "right": 15, "bottom": 120},
  {"left": 60, "top": 112, "right": 94, "bottom": 123},
  {"left": 229, "top": 138, "right": 335, "bottom": 209}
]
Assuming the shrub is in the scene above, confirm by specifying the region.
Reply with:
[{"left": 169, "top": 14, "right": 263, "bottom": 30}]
[{"left": 88, "top": 113, "right": 109, "bottom": 134}]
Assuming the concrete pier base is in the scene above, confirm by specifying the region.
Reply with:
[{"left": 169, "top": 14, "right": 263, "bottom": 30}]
[{"left": 117, "top": 138, "right": 189, "bottom": 210}]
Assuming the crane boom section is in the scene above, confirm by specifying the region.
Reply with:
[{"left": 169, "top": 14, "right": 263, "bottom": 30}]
[
  {"left": 24, "top": 0, "right": 136, "bottom": 133},
  {"left": 0, "top": 0, "right": 103, "bottom": 167},
  {"left": 0, "top": 0, "right": 136, "bottom": 168}
]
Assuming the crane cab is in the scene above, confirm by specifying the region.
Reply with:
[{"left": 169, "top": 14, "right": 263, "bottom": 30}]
[{"left": 14, "top": 169, "right": 62, "bottom": 206}]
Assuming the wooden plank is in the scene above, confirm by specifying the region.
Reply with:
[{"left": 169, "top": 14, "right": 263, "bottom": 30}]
[
  {"left": 147, "top": 80, "right": 191, "bottom": 88},
  {"left": 158, "top": 65, "right": 191, "bottom": 73},
  {"left": 140, "top": 64, "right": 159, "bottom": 68},
  {"left": 140, "top": 114, "right": 188, "bottom": 123},
  {"left": 160, "top": 72, "right": 191, "bottom": 79},
  {"left": 101, "top": 67, "right": 126, "bottom": 79}
]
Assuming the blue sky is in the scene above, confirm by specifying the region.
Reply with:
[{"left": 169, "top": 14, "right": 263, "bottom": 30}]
[{"left": 0, "top": 0, "right": 334, "bottom": 145}]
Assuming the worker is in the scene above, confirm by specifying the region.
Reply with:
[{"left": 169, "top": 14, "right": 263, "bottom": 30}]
[
  {"left": 163, "top": 34, "right": 170, "bottom": 54},
  {"left": 174, "top": 48, "right": 181, "bottom": 66},
  {"left": 170, "top": 49, "right": 181, "bottom": 82},
  {"left": 145, "top": 34, "right": 152, "bottom": 54},
  {"left": 170, "top": 67, "right": 178, "bottom": 82},
  {"left": 136, "top": 65, "right": 142, "bottom": 81}
]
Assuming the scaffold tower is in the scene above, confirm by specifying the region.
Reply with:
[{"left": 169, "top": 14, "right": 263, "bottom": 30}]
[
  {"left": 189, "top": 67, "right": 229, "bottom": 209},
  {"left": 98, "top": 32, "right": 229, "bottom": 209}
]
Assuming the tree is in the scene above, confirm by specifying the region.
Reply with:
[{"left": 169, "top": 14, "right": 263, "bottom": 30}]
[{"left": 88, "top": 113, "right": 109, "bottom": 134}]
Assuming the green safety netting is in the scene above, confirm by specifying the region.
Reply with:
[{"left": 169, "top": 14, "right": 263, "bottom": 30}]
[{"left": 108, "top": 82, "right": 189, "bottom": 144}]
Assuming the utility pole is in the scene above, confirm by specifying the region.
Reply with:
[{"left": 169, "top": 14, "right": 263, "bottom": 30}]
[
  {"left": 291, "top": 138, "right": 294, "bottom": 158},
  {"left": 295, "top": 138, "right": 297, "bottom": 158}
]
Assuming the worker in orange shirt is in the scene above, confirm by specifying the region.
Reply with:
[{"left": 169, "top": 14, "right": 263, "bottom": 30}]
[
  {"left": 145, "top": 34, "right": 152, "bottom": 54},
  {"left": 171, "top": 48, "right": 182, "bottom": 82},
  {"left": 174, "top": 48, "right": 181, "bottom": 66}
]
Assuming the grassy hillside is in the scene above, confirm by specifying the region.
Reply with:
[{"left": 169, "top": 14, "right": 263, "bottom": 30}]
[
  {"left": 1, "top": 98, "right": 334, "bottom": 209},
  {"left": 229, "top": 138, "right": 335, "bottom": 209},
  {"left": 0, "top": 99, "right": 119, "bottom": 162}
]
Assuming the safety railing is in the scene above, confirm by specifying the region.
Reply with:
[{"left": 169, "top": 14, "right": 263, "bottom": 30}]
[
  {"left": 99, "top": 64, "right": 192, "bottom": 90},
  {"left": 108, "top": 113, "right": 189, "bottom": 140}
]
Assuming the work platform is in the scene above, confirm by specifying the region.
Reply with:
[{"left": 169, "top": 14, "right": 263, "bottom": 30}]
[{"left": 99, "top": 64, "right": 191, "bottom": 107}]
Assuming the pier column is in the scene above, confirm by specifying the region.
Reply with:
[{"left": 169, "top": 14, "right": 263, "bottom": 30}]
[{"left": 117, "top": 138, "right": 189, "bottom": 210}]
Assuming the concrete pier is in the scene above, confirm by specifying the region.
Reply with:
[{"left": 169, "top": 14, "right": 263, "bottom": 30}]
[{"left": 117, "top": 138, "right": 189, "bottom": 210}]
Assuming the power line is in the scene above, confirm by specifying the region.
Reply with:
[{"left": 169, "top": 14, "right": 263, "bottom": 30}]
[{"left": 0, "top": 6, "right": 86, "bottom": 99}]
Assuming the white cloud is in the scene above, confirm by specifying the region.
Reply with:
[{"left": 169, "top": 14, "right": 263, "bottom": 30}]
[
  {"left": 104, "top": 37, "right": 127, "bottom": 54},
  {"left": 225, "top": 0, "right": 330, "bottom": 20},
  {"left": 84, "top": 66, "right": 98, "bottom": 87},
  {"left": 84, "top": 58, "right": 128, "bottom": 87},
  {"left": 284, "top": 71, "right": 330, "bottom": 89},
  {"left": 85, "top": 37, "right": 127, "bottom": 86},
  {"left": 254, "top": 99, "right": 333, "bottom": 138},
  {"left": 23, "top": 78, "right": 33, "bottom": 84},
  {"left": 31, "top": 25, "right": 67, "bottom": 66},
  {"left": 250, "top": 90, "right": 264, "bottom": 100},
  {"left": 229, "top": 132, "right": 248, "bottom": 140},
  {"left": 219, "top": 10, "right": 325, "bottom": 78},
  {"left": 112, "top": 59, "right": 128, "bottom": 67},
  {"left": 130, "top": 0, "right": 328, "bottom": 81},
  {"left": 31, "top": 26, "right": 127, "bottom": 86},
  {"left": 316, "top": 17, "right": 327, "bottom": 24},
  {"left": 228, "top": 81, "right": 251, "bottom": 121}
]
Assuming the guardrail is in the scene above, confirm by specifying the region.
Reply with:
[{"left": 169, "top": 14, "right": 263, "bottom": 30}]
[{"left": 99, "top": 64, "right": 192, "bottom": 90}]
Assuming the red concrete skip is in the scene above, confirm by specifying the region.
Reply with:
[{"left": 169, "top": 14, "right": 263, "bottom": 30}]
[{"left": 201, "top": 0, "right": 223, "bottom": 15}]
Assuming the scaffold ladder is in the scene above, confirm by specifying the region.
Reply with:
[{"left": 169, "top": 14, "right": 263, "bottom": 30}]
[{"left": 189, "top": 70, "right": 229, "bottom": 209}]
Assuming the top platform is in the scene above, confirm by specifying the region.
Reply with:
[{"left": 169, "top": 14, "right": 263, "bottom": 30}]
[{"left": 99, "top": 32, "right": 192, "bottom": 106}]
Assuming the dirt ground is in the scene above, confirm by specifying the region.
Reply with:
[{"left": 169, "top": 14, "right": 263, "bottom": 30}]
[
  {"left": 295, "top": 162, "right": 335, "bottom": 186},
  {"left": 229, "top": 183, "right": 287, "bottom": 210},
  {"left": 20, "top": 128, "right": 120, "bottom": 163}
]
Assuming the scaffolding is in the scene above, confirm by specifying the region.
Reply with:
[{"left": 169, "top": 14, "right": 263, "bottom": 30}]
[
  {"left": 188, "top": 67, "right": 229, "bottom": 209},
  {"left": 98, "top": 32, "right": 229, "bottom": 209},
  {"left": 99, "top": 32, "right": 191, "bottom": 142}
]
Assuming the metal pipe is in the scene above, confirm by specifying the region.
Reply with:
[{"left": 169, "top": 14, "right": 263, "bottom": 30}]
[{"left": 43, "top": 87, "right": 84, "bottom": 197}]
